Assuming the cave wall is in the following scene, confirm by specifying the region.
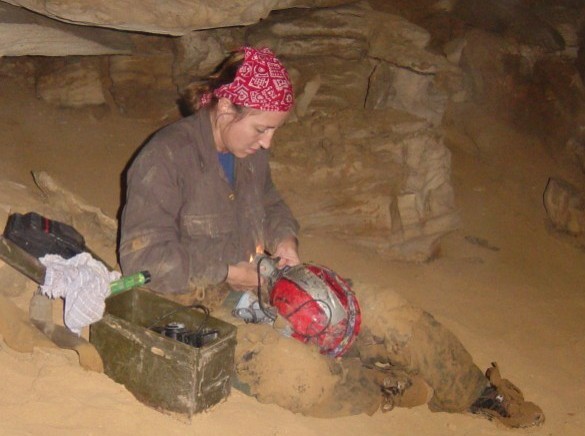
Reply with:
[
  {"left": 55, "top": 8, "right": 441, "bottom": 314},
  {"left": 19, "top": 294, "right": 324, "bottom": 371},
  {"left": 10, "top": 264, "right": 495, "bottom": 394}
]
[{"left": 2, "top": 0, "right": 585, "bottom": 257}]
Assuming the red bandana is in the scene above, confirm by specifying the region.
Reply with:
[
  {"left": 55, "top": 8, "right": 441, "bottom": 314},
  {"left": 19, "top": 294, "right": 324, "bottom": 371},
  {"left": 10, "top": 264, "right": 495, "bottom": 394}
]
[{"left": 201, "top": 47, "right": 294, "bottom": 112}]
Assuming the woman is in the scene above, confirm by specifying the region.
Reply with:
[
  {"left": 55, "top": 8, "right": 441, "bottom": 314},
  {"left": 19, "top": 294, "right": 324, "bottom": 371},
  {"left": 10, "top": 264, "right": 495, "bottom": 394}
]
[
  {"left": 119, "top": 47, "right": 300, "bottom": 307},
  {"left": 119, "top": 46, "right": 543, "bottom": 429}
]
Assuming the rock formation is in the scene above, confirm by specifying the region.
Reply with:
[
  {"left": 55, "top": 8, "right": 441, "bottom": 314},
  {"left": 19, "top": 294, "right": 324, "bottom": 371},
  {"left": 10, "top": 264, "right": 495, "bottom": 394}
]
[
  {"left": 245, "top": 4, "right": 462, "bottom": 125},
  {"left": 272, "top": 108, "right": 458, "bottom": 261},
  {"left": 1, "top": 0, "right": 352, "bottom": 35},
  {"left": 4, "top": 0, "right": 585, "bottom": 259},
  {"left": 0, "top": 1, "right": 477, "bottom": 261}
]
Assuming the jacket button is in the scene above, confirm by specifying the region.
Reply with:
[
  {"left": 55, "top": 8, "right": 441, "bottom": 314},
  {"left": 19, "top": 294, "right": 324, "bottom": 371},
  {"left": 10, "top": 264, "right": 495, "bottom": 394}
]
[{"left": 228, "top": 193, "right": 235, "bottom": 200}]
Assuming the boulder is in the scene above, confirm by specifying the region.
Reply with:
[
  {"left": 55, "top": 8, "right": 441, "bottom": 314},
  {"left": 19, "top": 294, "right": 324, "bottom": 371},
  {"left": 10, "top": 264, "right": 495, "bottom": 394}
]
[
  {"left": 365, "top": 61, "right": 463, "bottom": 126},
  {"left": 2, "top": 0, "right": 354, "bottom": 35},
  {"left": 272, "top": 108, "right": 459, "bottom": 261},
  {"left": 387, "top": 130, "right": 458, "bottom": 260},
  {"left": 365, "top": 11, "right": 464, "bottom": 124}
]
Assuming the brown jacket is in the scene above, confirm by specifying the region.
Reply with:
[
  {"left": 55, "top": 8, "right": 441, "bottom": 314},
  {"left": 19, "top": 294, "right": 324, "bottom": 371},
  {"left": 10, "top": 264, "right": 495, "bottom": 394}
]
[{"left": 119, "top": 109, "right": 299, "bottom": 299}]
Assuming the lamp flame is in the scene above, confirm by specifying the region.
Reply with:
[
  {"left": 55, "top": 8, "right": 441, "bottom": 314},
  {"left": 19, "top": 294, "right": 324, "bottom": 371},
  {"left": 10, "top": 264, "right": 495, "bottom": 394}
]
[{"left": 250, "top": 244, "right": 264, "bottom": 263}]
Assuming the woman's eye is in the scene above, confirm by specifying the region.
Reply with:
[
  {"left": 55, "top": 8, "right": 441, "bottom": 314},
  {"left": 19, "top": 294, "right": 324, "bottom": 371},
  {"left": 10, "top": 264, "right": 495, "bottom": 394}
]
[{"left": 256, "top": 128, "right": 267, "bottom": 134}]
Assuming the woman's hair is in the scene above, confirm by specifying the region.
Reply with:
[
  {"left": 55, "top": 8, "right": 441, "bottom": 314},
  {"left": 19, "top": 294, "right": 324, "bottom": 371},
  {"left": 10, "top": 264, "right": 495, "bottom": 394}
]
[{"left": 180, "top": 50, "right": 245, "bottom": 114}]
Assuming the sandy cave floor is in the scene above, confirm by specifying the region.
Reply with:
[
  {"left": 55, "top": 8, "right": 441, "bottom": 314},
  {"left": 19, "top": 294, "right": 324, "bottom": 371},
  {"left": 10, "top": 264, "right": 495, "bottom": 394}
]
[{"left": 0, "top": 77, "right": 584, "bottom": 435}]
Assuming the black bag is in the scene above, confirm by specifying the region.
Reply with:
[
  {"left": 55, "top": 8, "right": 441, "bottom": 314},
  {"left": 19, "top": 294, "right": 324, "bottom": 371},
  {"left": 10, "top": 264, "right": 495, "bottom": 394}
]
[{"left": 3, "top": 212, "right": 86, "bottom": 259}]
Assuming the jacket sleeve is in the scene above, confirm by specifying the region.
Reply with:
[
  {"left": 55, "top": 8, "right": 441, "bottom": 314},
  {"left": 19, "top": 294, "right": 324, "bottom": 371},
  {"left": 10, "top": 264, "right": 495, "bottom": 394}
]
[
  {"left": 262, "top": 162, "right": 300, "bottom": 254},
  {"left": 119, "top": 139, "right": 228, "bottom": 295}
]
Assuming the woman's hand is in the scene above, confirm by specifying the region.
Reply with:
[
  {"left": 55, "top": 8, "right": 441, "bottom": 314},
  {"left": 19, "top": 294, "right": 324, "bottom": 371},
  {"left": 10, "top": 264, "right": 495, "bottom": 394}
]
[
  {"left": 226, "top": 261, "right": 261, "bottom": 291},
  {"left": 274, "top": 236, "right": 300, "bottom": 268},
  {"left": 226, "top": 236, "right": 299, "bottom": 291}
]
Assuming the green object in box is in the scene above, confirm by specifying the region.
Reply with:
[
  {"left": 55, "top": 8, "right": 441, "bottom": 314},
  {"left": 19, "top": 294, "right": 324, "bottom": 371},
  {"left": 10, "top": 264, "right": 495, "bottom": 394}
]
[{"left": 90, "top": 288, "right": 237, "bottom": 417}]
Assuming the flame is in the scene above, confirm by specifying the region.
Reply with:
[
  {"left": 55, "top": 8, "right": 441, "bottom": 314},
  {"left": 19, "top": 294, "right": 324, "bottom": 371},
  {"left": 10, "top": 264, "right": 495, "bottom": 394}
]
[{"left": 250, "top": 244, "right": 264, "bottom": 263}]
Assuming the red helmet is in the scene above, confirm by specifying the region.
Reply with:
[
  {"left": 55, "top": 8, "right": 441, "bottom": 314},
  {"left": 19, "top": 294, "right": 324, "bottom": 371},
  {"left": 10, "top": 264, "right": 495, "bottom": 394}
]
[{"left": 268, "top": 263, "right": 361, "bottom": 357}]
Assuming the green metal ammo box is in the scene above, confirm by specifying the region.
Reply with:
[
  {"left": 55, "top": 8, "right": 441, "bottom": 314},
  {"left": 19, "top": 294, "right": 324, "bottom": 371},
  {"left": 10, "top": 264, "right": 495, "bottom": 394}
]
[{"left": 90, "top": 288, "right": 237, "bottom": 418}]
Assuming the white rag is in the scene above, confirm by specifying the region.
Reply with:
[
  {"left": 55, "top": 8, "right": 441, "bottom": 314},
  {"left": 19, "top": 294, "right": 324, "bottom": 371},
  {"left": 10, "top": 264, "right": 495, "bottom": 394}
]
[{"left": 39, "top": 253, "right": 121, "bottom": 335}]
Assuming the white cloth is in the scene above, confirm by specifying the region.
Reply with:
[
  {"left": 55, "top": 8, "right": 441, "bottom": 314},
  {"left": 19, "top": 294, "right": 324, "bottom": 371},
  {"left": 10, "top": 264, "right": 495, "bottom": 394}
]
[
  {"left": 232, "top": 291, "right": 275, "bottom": 325},
  {"left": 39, "top": 253, "right": 121, "bottom": 335}
]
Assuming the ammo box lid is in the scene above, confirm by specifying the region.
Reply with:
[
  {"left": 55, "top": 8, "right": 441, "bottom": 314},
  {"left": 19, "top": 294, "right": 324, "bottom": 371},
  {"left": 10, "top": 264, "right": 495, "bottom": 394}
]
[{"left": 90, "top": 288, "right": 237, "bottom": 418}]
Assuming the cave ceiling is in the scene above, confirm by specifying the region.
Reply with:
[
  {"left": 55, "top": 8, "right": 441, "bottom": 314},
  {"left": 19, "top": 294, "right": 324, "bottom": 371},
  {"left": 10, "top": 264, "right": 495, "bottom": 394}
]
[{"left": 1, "top": 0, "right": 353, "bottom": 35}]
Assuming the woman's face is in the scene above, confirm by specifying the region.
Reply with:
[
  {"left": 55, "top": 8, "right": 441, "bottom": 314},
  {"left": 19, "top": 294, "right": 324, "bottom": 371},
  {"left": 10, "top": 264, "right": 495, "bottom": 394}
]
[{"left": 214, "top": 99, "right": 290, "bottom": 158}]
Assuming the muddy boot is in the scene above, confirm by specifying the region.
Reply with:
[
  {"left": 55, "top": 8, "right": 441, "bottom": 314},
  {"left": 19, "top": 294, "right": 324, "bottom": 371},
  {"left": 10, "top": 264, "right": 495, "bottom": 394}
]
[{"left": 469, "top": 362, "right": 545, "bottom": 428}]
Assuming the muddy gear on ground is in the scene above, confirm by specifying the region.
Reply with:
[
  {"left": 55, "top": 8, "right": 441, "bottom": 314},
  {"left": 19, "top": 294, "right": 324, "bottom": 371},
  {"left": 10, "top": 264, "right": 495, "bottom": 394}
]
[
  {"left": 469, "top": 362, "right": 545, "bottom": 428},
  {"left": 230, "top": 285, "right": 542, "bottom": 424}
]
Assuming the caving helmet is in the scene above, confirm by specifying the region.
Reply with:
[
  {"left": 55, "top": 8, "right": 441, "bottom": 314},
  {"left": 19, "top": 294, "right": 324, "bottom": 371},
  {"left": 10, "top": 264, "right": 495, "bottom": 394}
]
[{"left": 259, "top": 258, "right": 361, "bottom": 357}]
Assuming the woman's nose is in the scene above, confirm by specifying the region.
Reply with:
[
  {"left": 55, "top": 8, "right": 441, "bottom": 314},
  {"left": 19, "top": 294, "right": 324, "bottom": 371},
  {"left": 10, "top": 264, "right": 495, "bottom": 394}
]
[{"left": 259, "top": 132, "right": 274, "bottom": 149}]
